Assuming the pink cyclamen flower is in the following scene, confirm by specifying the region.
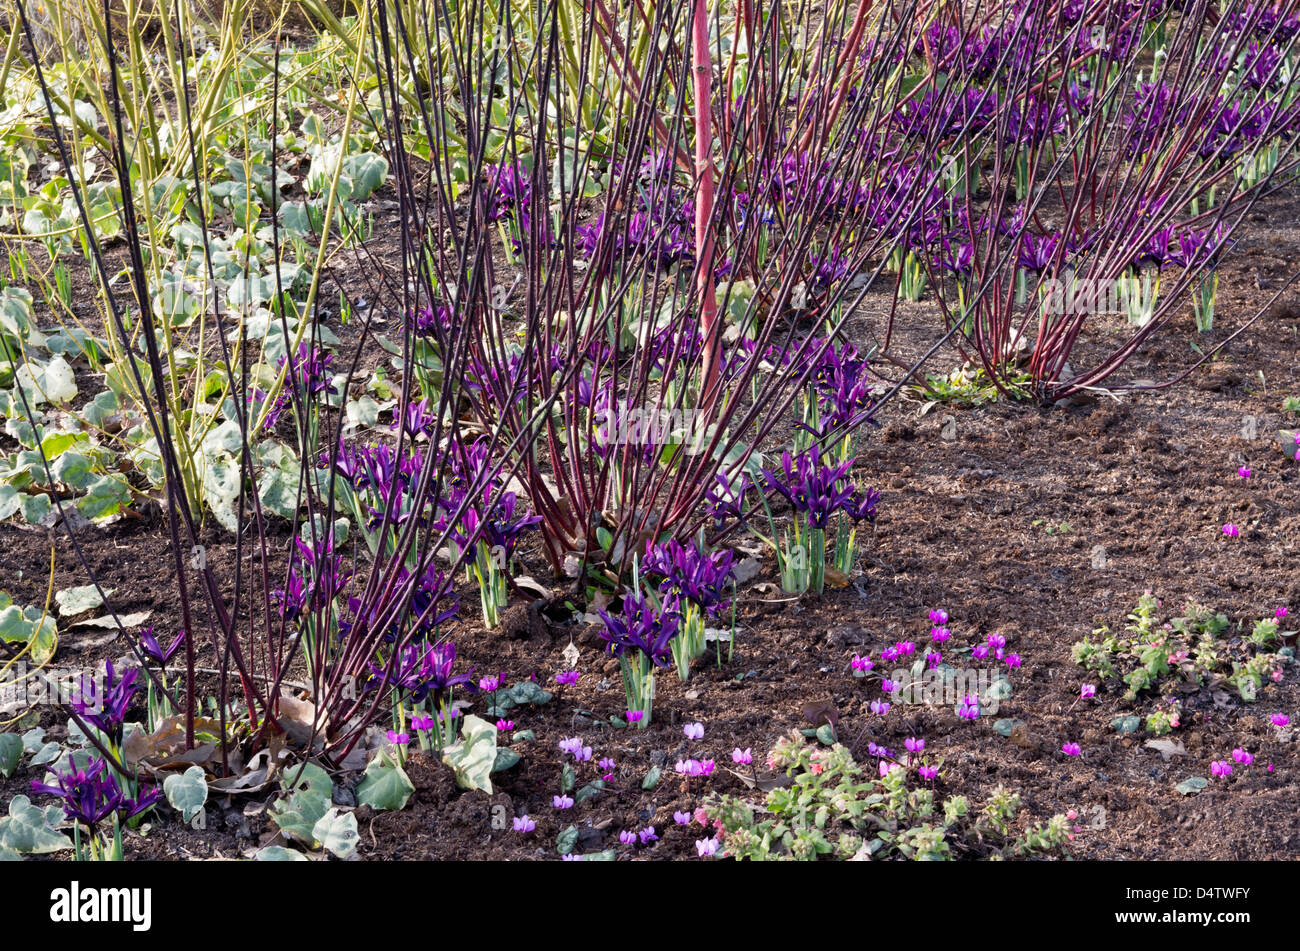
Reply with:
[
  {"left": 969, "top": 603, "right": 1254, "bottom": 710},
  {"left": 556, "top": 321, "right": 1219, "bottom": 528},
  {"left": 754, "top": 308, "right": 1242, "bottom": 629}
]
[
  {"left": 1004, "top": 653, "right": 1021, "bottom": 669},
  {"left": 1210, "top": 760, "right": 1233, "bottom": 778},
  {"left": 411, "top": 715, "right": 434, "bottom": 731},
  {"left": 673, "top": 811, "right": 692, "bottom": 825},
  {"left": 918, "top": 765, "right": 938, "bottom": 781},
  {"left": 558, "top": 736, "right": 592, "bottom": 761},
  {"left": 957, "top": 696, "right": 979, "bottom": 720},
  {"left": 1232, "top": 748, "right": 1254, "bottom": 765},
  {"left": 896, "top": 641, "right": 916, "bottom": 657},
  {"left": 1061, "top": 742, "right": 1082, "bottom": 756},
  {"left": 878, "top": 760, "right": 894, "bottom": 777},
  {"left": 1080, "top": 683, "right": 1096, "bottom": 699},
  {"left": 1238, "top": 466, "right": 1251, "bottom": 479},
  {"left": 553, "top": 795, "right": 575, "bottom": 809},
  {"left": 929, "top": 609, "right": 949, "bottom": 625},
  {"left": 926, "top": 650, "right": 942, "bottom": 669},
  {"left": 555, "top": 670, "right": 580, "bottom": 686},
  {"left": 731, "top": 747, "right": 753, "bottom": 765},
  {"left": 386, "top": 730, "right": 410, "bottom": 746},
  {"left": 619, "top": 830, "right": 637, "bottom": 845},
  {"left": 683, "top": 722, "right": 705, "bottom": 740},
  {"left": 638, "top": 826, "right": 658, "bottom": 844},
  {"left": 881, "top": 679, "right": 898, "bottom": 694},
  {"left": 1273, "top": 670, "right": 1284, "bottom": 683},
  {"left": 598, "top": 757, "right": 616, "bottom": 771},
  {"left": 625, "top": 710, "right": 644, "bottom": 723},
  {"left": 931, "top": 626, "right": 951, "bottom": 643},
  {"left": 1223, "top": 523, "right": 1239, "bottom": 537},
  {"left": 479, "top": 674, "right": 502, "bottom": 691},
  {"left": 1277, "top": 607, "right": 1289, "bottom": 619},
  {"left": 972, "top": 645, "right": 989, "bottom": 660},
  {"left": 1271, "top": 713, "right": 1290, "bottom": 726},
  {"left": 851, "top": 654, "right": 874, "bottom": 672},
  {"left": 905, "top": 737, "right": 925, "bottom": 753},
  {"left": 870, "top": 700, "right": 891, "bottom": 716},
  {"left": 495, "top": 719, "right": 514, "bottom": 731},
  {"left": 696, "top": 837, "right": 720, "bottom": 857},
  {"left": 512, "top": 815, "right": 536, "bottom": 833}
]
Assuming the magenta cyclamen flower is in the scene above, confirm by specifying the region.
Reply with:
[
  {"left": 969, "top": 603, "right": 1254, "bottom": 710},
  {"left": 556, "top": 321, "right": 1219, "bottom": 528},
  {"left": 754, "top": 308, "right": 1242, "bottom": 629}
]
[
  {"left": 1238, "top": 466, "right": 1251, "bottom": 478},
  {"left": 386, "top": 730, "right": 410, "bottom": 746},
  {"left": 957, "top": 696, "right": 979, "bottom": 720},
  {"left": 1004, "top": 653, "right": 1021, "bottom": 669},
  {"left": 1232, "top": 748, "right": 1254, "bottom": 765},
  {"left": 905, "top": 737, "right": 925, "bottom": 753},
  {"left": 626, "top": 710, "right": 644, "bottom": 723},
  {"left": 1278, "top": 608, "right": 1289, "bottom": 619},
  {"left": 513, "top": 815, "right": 536, "bottom": 833},
  {"left": 731, "top": 748, "right": 753, "bottom": 765},
  {"left": 870, "top": 700, "right": 891, "bottom": 716},
  {"left": 1223, "top": 523, "right": 1240, "bottom": 537},
  {"left": 929, "top": 609, "right": 949, "bottom": 625},
  {"left": 555, "top": 670, "right": 580, "bottom": 686},
  {"left": 1080, "top": 683, "right": 1097, "bottom": 699},
  {"left": 1271, "top": 713, "right": 1291, "bottom": 726},
  {"left": 1061, "top": 742, "right": 1082, "bottom": 756},
  {"left": 638, "top": 826, "right": 658, "bottom": 844},
  {"left": 881, "top": 679, "right": 898, "bottom": 694},
  {"left": 1210, "top": 760, "right": 1233, "bottom": 778},
  {"left": 479, "top": 674, "right": 502, "bottom": 691},
  {"left": 931, "top": 626, "right": 951, "bottom": 643},
  {"left": 851, "top": 654, "right": 874, "bottom": 672},
  {"left": 918, "top": 765, "right": 938, "bottom": 781},
  {"left": 411, "top": 715, "right": 434, "bottom": 731},
  {"left": 683, "top": 722, "right": 705, "bottom": 740},
  {"left": 496, "top": 719, "right": 514, "bottom": 731},
  {"left": 598, "top": 757, "right": 616, "bottom": 771}
]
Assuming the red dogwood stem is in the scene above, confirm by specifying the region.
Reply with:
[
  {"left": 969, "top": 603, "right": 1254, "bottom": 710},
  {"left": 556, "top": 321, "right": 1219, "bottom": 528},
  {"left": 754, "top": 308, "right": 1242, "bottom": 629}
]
[{"left": 693, "top": 0, "right": 720, "bottom": 403}]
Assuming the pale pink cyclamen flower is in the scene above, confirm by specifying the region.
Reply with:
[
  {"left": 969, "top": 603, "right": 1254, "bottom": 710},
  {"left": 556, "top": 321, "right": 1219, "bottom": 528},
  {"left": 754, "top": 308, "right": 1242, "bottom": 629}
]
[
  {"left": 683, "top": 722, "right": 705, "bottom": 740},
  {"left": 512, "top": 815, "right": 535, "bottom": 834},
  {"left": 696, "top": 837, "right": 720, "bottom": 857},
  {"left": 731, "top": 747, "right": 753, "bottom": 765},
  {"left": 1080, "top": 683, "right": 1096, "bottom": 699}
]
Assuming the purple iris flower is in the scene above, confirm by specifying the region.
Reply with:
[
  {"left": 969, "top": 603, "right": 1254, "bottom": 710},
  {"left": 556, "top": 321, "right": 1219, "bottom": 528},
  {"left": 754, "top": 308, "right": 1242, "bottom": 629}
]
[
  {"left": 642, "top": 538, "right": 735, "bottom": 617},
  {"left": 71, "top": 661, "right": 139, "bottom": 736},
  {"left": 31, "top": 757, "right": 161, "bottom": 829},
  {"left": 138, "top": 626, "right": 186, "bottom": 666},
  {"left": 761, "top": 445, "right": 881, "bottom": 530},
  {"left": 596, "top": 592, "right": 680, "bottom": 668}
]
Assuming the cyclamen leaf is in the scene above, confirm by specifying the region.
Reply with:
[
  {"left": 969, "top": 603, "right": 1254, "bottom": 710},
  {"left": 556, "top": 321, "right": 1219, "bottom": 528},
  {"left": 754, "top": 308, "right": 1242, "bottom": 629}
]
[
  {"left": 0, "top": 733, "right": 21, "bottom": 778},
  {"left": 0, "top": 795, "right": 71, "bottom": 854},
  {"left": 312, "top": 808, "right": 359, "bottom": 859},
  {"left": 441, "top": 715, "right": 497, "bottom": 794},
  {"left": 355, "top": 760, "right": 415, "bottom": 811},
  {"left": 163, "top": 765, "right": 209, "bottom": 822}
]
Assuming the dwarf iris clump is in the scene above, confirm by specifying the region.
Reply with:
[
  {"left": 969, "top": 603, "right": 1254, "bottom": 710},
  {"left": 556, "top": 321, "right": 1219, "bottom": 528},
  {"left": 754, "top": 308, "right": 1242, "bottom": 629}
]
[
  {"left": 597, "top": 591, "right": 680, "bottom": 728},
  {"left": 642, "top": 538, "right": 736, "bottom": 679},
  {"left": 759, "top": 445, "right": 880, "bottom": 594},
  {"left": 30, "top": 757, "right": 161, "bottom": 861}
]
